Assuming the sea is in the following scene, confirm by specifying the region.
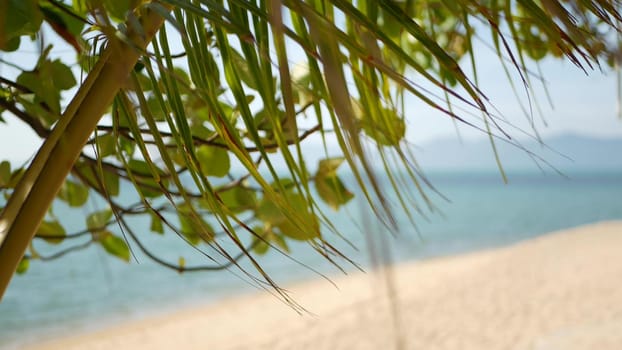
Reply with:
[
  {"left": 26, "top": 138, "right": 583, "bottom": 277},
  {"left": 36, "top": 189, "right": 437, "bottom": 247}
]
[{"left": 1, "top": 169, "right": 621, "bottom": 349}]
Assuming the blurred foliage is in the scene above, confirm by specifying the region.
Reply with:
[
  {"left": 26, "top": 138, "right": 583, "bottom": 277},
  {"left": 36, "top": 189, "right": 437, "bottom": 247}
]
[{"left": 0, "top": 0, "right": 620, "bottom": 282}]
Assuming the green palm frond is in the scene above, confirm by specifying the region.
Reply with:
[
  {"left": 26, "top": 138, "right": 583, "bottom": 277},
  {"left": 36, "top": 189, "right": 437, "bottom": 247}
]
[{"left": 0, "top": 0, "right": 620, "bottom": 300}]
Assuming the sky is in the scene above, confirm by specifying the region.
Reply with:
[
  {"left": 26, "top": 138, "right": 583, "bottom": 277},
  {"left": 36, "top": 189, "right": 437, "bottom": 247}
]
[
  {"left": 404, "top": 51, "right": 622, "bottom": 144},
  {"left": 1, "top": 23, "right": 622, "bottom": 164}
]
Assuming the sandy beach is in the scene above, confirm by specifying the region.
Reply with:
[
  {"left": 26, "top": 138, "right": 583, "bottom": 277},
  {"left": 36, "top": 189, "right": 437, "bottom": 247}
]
[{"left": 26, "top": 221, "right": 622, "bottom": 350}]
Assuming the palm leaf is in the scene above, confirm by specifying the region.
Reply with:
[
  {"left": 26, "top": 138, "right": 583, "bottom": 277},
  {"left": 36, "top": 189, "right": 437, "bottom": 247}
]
[{"left": 1, "top": 0, "right": 621, "bottom": 300}]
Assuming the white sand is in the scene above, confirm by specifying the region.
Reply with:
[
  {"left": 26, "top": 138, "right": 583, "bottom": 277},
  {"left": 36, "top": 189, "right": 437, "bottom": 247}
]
[{"left": 27, "top": 221, "right": 622, "bottom": 349}]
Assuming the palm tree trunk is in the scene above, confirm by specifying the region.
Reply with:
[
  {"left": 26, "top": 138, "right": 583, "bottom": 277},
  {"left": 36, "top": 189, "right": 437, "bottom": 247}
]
[{"left": 0, "top": 5, "right": 169, "bottom": 299}]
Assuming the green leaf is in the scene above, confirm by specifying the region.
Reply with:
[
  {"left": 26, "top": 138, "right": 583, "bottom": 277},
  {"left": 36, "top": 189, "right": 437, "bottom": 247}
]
[
  {"left": 102, "top": 170, "right": 120, "bottom": 197},
  {"left": 257, "top": 190, "right": 320, "bottom": 241},
  {"left": 315, "top": 174, "right": 354, "bottom": 210},
  {"left": 99, "top": 231, "right": 130, "bottom": 262},
  {"left": 196, "top": 145, "right": 230, "bottom": 178},
  {"left": 229, "top": 49, "right": 258, "bottom": 90},
  {"left": 218, "top": 186, "right": 257, "bottom": 213},
  {"left": 256, "top": 198, "right": 285, "bottom": 225},
  {"left": 0, "top": 161, "right": 10, "bottom": 187},
  {"left": 16, "top": 71, "right": 57, "bottom": 116},
  {"left": 86, "top": 209, "right": 113, "bottom": 232},
  {"left": 149, "top": 211, "right": 164, "bottom": 234},
  {"left": 49, "top": 60, "right": 77, "bottom": 90},
  {"left": 251, "top": 226, "right": 291, "bottom": 255},
  {"left": 291, "top": 63, "right": 315, "bottom": 105},
  {"left": 317, "top": 157, "right": 345, "bottom": 176},
  {"left": 135, "top": 72, "right": 154, "bottom": 92},
  {"left": 273, "top": 233, "right": 290, "bottom": 253},
  {"left": 1, "top": 0, "right": 43, "bottom": 51},
  {"left": 103, "top": 0, "right": 140, "bottom": 21},
  {"left": 127, "top": 159, "right": 156, "bottom": 176},
  {"left": 276, "top": 218, "right": 319, "bottom": 241},
  {"left": 75, "top": 163, "right": 119, "bottom": 197},
  {"left": 58, "top": 180, "right": 89, "bottom": 207},
  {"left": 36, "top": 220, "right": 66, "bottom": 245},
  {"left": 18, "top": 98, "right": 58, "bottom": 128},
  {"left": 178, "top": 205, "right": 214, "bottom": 245},
  {"left": 1, "top": 37, "right": 20, "bottom": 52},
  {"left": 146, "top": 96, "right": 166, "bottom": 121},
  {"left": 118, "top": 136, "right": 135, "bottom": 156},
  {"left": 96, "top": 133, "right": 117, "bottom": 157},
  {"left": 277, "top": 192, "right": 319, "bottom": 241},
  {"left": 218, "top": 101, "right": 236, "bottom": 123},
  {"left": 128, "top": 159, "right": 167, "bottom": 198},
  {"left": 16, "top": 58, "right": 76, "bottom": 122},
  {"left": 167, "top": 147, "right": 186, "bottom": 166},
  {"left": 72, "top": 0, "right": 89, "bottom": 16},
  {"left": 358, "top": 105, "right": 405, "bottom": 146},
  {"left": 315, "top": 157, "right": 354, "bottom": 210},
  {"left": 252, "top": 233, "right": 270, "bottom": 255},
  {"left": 16, "top": 257, "right": 30, "bottom": 275},
  {"left": 254, "top": 108, "right": 285, "bottom": 132},
  {"left": 190, "top": 123, "right": 214, "bottom": 140},
  {"left": 171, "top": 67, "right": 191, "bottom": 87}
]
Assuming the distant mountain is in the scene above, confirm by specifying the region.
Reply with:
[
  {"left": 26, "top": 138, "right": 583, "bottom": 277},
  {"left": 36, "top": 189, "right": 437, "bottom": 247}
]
[{"left": 412, "top": 134, "right": 622, "bottom": 172}]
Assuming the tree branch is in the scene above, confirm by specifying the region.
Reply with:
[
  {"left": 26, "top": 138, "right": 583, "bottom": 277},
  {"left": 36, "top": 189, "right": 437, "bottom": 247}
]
[
  {"left": 94, "top": 124, "right": 322, "bottom": 152},
  {"left": 0, "top": 4, "right": 171, "bottom": 299},
  {"left": 26, "top": 239, "right": 94, "bottom": 261},
  {"left": 117, "top": 214, "right": 256, "bottom": 272},
  {"left": 0, "top": 98, "right": 50, "bottom": 138}
]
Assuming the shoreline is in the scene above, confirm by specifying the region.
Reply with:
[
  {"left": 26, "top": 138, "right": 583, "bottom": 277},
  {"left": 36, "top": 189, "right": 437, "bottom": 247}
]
[{"left": 24, "top": 221, "right": 622, "bottom": 349}]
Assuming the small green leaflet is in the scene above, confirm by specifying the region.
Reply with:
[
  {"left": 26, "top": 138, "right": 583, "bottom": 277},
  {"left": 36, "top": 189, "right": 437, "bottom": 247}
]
[
  {"left": 177, "top": 204, "right": 215, "bottom": 245},
  {"left": 16, "top": 257, "right": 30, "bottom": 274},
  {"left": 149, "top": 210, "right": 164, "bottom": 234},
  {"left": 315, "top": 175, "right": 354, "bottom": 211},
  {"left": 318, "top": 157, "right": 345, "bottom": 175},
  {"left": 76, "top": 163, "right": 120, "bottom": 197},
  {"left": 86, "top": 209, "right": 113, "bottom": 232},
  {"left": 16, "top": 58, "right": 76, "bottom": 119},
  {"left": 1, "top": 0, "right": 43, "bottom": 51},
  {"left": 356, "top": 104, "right": 405, "bottom": 146},
  {"left": 196, "top": 145, "right": 230, "bottom": 178},
  {"left": 229, "top": 49, "right": 258, "bottom": 90},
  {"left": 252, "top": 234, "right": 270, "bottom": 255},
  {"left": 251, "top": 226, "right": 290, "bottom": 255},
  {"left": 36, "top": 220, "right": 66, "bottom": 245},
  {"left": 128, "top": 159, "right": 168, "bottom": 198},
  {"left": 99, "top": 230, "right": 131, "bottom": 262},
  {"left": 257, "top": 190, "right": 320, "bottom": 241},
  {"left": 102, "top": 0, "right": 141, "bottom": 22},
  {"left": 315, "top": 158, "right": 354, "bottom": 210},
  {"left": 96, "top": 133, "right": 117, "bottom": 158},
  {"left": 58, "top": 180, "right": 89, "bottom": 207},
  {"left": 218, "top": 186, "right": 257, "bottom": 213}
]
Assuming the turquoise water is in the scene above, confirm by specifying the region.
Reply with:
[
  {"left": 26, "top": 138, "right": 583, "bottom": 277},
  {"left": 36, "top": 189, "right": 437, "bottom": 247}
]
[{"left": 1, "top": 170, "right": 621, "bottom": 349}]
